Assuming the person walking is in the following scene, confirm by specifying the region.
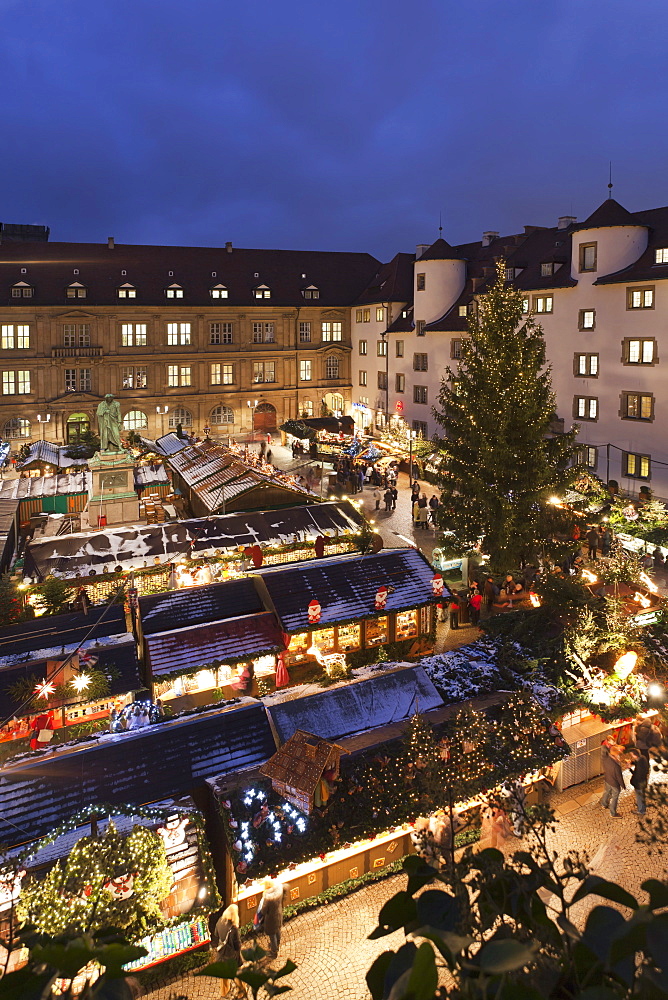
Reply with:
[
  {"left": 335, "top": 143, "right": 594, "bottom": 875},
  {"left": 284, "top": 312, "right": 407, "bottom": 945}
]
[
  {"left": 586, "top": 526, "right": 599, "bottom": 561},
  {"left": 418, "top": 505, "right": 429, "bottom": 530},
  {"left": 373, "top": 486, "right": 381, "bottom": 510},
  {"left": 448, "top": 594, "right": 460, "bottom": 630},
  {"left": 634, "top": 718, "right": 664, "bottom": 761},
  {"left": 429, "top": 494, "right": 440, "bottom": 524},
  {"left": 390, "top": 485, "right": 398, "bottom": 511},
  {"left": 418, "top": 492, "right": 428, "bottom": 509},
  {"left": 210, "top": 903, "right": 245, "bottom": 997},
  {"left": 256, "top": 878, "right": 287, "bottom": 958},
  {"left": 384, "top": 488, "right": 393, "bottom": 512},
  {"left": 411, "top": 482, "right": 420, "bottom": 505},
  {"left": 600, "top": 739, "right": 625, "bottom": 816},
  {"left": 469, "top": 591, "right": 482, "bottom": 627},
  {"left": 629, "top": 749, "right": 649, "bottom": 814}
]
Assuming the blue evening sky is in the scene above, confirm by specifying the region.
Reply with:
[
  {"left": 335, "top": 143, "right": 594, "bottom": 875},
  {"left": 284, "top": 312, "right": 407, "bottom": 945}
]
[{"left": 1, "top": 0, "right": 666, "bottom": 259}]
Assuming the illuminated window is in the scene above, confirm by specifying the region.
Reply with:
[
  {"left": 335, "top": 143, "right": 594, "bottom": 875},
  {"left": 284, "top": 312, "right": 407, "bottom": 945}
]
[
  {"left": 167, "top": 323, "right": 191, "bottom": 345},
  {"left": 395, "top": 609, "right": 418, "bottom": 639},
  {"left": 623, "top": 392, "right": 653, "bottom": 421},
  {"left": 655, "top": 248, "right": 668, "bottom": 264},
  {"left": 253, "top": 361, "right": 276, "bottom": 383},
  {"left": 322, "top": 322, "right": 342, "bottom": 342},
  {"left": 253, "top": 285, "right": 271, "bottom": 299},
  {"left": 416, "top": 273, "right": 426, "bottom": 290},
  {"left": 575, "top": 445, "right": 598, "bottom": 469},
  {"left": 574, "top": 353, "right": 598, "bottom": 377},
  {"left": 534, "top": 295, "right": 553, "bottom": 313},
  {"left": 625, "top": 339, "right": 655, "bottom": 364},
  {"left": 396, "top": 373, "right": 405, "bottom": 393},
  {"left": 122, "top": 409, "right": 148, "bottom": 430},
  {"left": 168, "top": 406, "right": 192, "bottom": 428},
  {"left": 458, "top": 305, "right": 467, "bottom": 317},
  {"left": 624, "top": 452, "right": 650, "bottom": 479},
  {"left": 66, "top": 282, "right": 87, "bottom": 298},
  {"left": 574, "top": 396, "right": 598, "bottom": 420},
  {"left": 167, "top": 365, "right": 191, "bottom": 387},
  {"left": 359, "top": 371, "right": 367, "bottom": 386},
  {"left": 165, "top": 284, "right": 184, "bottom": 299},
  {"left": 365, "top": 616, "right": 388, "bottom": 646},
  {"left": 376, "top": 307, "right": 385, "bottom": 322},
  {"left": 579, "top": 309, "right": 595, "bottom": 330},
  {"left": 210, "top": 284, "right": 228, "bottom": 299},
  {"left": 300, "top": 360, "right": 312, "bottom": 381},
  {"left": 579, "top": 243, "right": 597, "bottom": 272},
  {"left": 377, "top": 340, "right": 387, "bottom": 357},
  {"left": 628, "top": 286, "right": 654, "bottom": 309},
  {"left": 358, "top": 340, "right": 367, "bottom": 355},
  {"left": 1, "top": 325, "right": 29, "bottom": 349},
  {"left": 122, "top": 366, "right": 147, "bottom": 389},
  {"left": 2, "top": 370, "right": 30, "bottom": 394},
  {"left": 336, "top": 623, "right": 360, "bottom": 651},
  {"left": 121, "top": 323, "right": 147, "bottom": 347},
  {"left": 117, "top": 283, "right": 136, "bottom": 299},
  {"left": 4, "top": 417, "right": 30, "bottom": 438},
  {"left": 311, "top": 627, "right": 335, "bottom": 653}
]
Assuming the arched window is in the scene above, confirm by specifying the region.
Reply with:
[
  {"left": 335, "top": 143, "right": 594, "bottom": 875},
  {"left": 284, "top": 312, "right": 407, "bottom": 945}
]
[
  {"left": 4, "top": 417, "right": 30, "bottom": 439},
  {"left": 122, "top": 409, "right": 148, "bottom": 430},
  {"left": 325, "top": 356, "right": 340, "bottom": 379},
  {"left": 211, "top": 405, "right": 234, "bottom": 425},
  {"left": 168, "top": 407, "right": 192, "bottom": 429}
]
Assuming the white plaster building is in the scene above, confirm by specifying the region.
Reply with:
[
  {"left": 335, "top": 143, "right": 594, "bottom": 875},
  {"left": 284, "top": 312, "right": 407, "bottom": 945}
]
[{"left": 350, "top": 198, "right": 668, "bottom": 498}]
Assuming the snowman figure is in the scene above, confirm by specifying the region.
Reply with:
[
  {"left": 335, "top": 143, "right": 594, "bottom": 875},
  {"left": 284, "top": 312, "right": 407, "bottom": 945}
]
[
  {"left": 103, "top": 873, "right": 136, "bottom": 900},
  {"left": 375, "top": 585, "right": 388, "bottom": 611},
  {"left": 308, "top": 598, "right": 321, "bottom": 624},
  {"left": 431, "top": 573, "right": 444, "bottom": 598},
  {"left": 157, "top": 816, "right": 188, "bottom": 850}
]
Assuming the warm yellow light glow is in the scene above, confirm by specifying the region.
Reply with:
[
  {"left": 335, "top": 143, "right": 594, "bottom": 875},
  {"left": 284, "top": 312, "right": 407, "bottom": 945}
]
[
  {"left": 633, "top": 592, "right": 651, "bottom": 609},
  {"left": 614, "top": 651, "right": 638, "bottom": 680},
  {"left": 648, "top": 683, "right": 664, "bottom": 699},
  {"left": 529, "top": 592, "right": 541, "bottom": 607},
  {"left": 307, "top": 644, "right": 347, "bottom": 677},
  {"left": 549, "top": 496, "right": 561, "bottom": 506},
  {"left": 71, "top": 673, "right": 91, "bottom": 693},
  {"left": 581, "top": 569, "right": 598, "bottom": 584},
  {"left": 34, "top": 681, "right": 55, "bottom": 699},
  {"left": 640, "top": 571, "right": 659, "bottom": 594}
]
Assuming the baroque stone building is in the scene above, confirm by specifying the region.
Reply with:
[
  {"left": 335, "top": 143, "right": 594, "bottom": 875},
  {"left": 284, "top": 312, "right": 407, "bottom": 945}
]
[{"left": 0, "top": 238, "right": 379, "bottom": 443}]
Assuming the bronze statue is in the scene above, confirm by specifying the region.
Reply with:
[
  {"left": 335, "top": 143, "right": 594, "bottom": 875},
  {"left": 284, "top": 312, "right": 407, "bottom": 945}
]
[{"left": 96, "top": 393, "right": 123, "bottom": 452}]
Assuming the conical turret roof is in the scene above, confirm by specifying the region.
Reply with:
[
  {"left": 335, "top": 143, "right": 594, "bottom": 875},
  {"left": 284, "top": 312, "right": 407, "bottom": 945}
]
[
  {"left": 417, "top": 238, "right": 464, "bottom": 261},
  {"left": 573, "top": 198, "right": 640, "bottom": 231}
]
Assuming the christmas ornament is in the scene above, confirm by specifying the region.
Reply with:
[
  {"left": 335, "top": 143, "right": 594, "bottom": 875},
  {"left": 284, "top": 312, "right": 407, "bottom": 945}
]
[
  {"left": 375, "top": 585, "right": 388, "bottom": 611},
  {"left": 103, "top": 873, "right": 135, "bottom": 900},
  {"left": 308, "top": 599, "right": 321, "bottom": 624}
]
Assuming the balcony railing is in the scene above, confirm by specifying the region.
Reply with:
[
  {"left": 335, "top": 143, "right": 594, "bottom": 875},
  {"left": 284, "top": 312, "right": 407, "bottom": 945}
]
[{"left": 52, "top": 346, "right": 103, "bottom": 358}]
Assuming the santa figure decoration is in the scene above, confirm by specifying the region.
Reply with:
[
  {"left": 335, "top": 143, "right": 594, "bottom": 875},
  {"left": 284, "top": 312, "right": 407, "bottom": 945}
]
[
  {"left": 431, "top": 573, "right": 444, "bottom": 598},
  {"left": 157, "top": 816, "right": 189, "bottom": 850},
  {"left": 375, "top": 585, "right": 388, "bottom": 611},
  {"left": 103, "top": 872, "right": 136, "bottom": 900},
  {"left": 29, "top": 712, "right": 55, "bottom": 750},
  {"left": 308, "top": 598, "right": 321, "bottom": 624}
]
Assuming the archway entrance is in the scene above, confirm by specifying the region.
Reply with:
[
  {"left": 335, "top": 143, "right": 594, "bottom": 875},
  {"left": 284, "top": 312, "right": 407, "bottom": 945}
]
[
  {"left": 253, "top": 402, "right": 277, "bottom": 433},
  {"left": 66, "top": 412, "right": 90, "bottom": 443}
]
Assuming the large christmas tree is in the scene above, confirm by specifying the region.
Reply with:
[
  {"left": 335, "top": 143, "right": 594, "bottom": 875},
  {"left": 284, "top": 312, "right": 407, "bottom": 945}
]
[{"left": 433, "top": 262, "right": 576, "bottom": 570}]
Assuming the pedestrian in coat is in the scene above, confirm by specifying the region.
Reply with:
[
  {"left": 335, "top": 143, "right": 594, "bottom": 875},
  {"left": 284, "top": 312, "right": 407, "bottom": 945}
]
[
  {"left": 449, "top": 595, "right": 460, "bottom": 629},
  {"left": 256, "top": 879, "right": 288, "bottom": 957},
  {"left": 210, "top": 904, "right": 245, "bottom": 997},
  {"left": 629, "top": 749, "right": 649, "bottom": 814},
  {"left": 373, "top": 487, "right": 381, "bottom": 510},
  {"left": 469, "top": 591, "right": 483, "bottom": 627},
  {"left": 411, "top": 483, "right": 420, "bottom": 504},
  {"left": 384, "top": 489, "right": 393, "bottom": 512},
  {"left": 429, "top": 495, "right": 440, "bottom": 523},
  {"left": 483, "top": 577, "right": 497, "bottom": 613},
  {"left": 390, "top": 485, "right": 398, "bottom": 510},
  {"left": 418, "top": 492, "right": 428, "bottom": 509},
  {"left": 418, "top": 505, "right": 429, "bottom": 530},
  {"left": 634, "top": 719, "right": 664, "bottom": 761},
  {"left": 600, "top": 740, "right": 625, "bottom": 816},
  {"left": 586, "top": 526, "right": 599, "bottom": 561}
]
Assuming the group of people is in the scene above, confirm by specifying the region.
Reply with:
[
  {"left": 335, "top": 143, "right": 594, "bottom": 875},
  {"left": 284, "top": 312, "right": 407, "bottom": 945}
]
[
  {"left": 600, "top": 717, "right": 666, "bottom": 817},
  {"left": 410, "top": 483, "right": 440, "bottom": 529}
]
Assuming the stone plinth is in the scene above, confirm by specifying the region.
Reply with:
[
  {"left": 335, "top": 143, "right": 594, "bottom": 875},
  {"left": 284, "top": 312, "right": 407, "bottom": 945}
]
[{"left": 87, "top": 450, "right": 138, "bottom": 526}]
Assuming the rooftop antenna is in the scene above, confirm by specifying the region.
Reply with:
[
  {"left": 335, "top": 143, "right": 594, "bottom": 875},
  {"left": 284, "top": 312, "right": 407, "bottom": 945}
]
[
  {"left": 608, "top": 161, "right": 613, "bottom": 200},
  {"left": 438, "top": 211, "right": 443, "bottom": 238}
]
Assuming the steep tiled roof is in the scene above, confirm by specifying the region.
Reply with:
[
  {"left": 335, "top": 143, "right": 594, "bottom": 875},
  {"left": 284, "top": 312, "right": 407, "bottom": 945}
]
[
  {"left": 146, "top": 612, "right": 284, "bottom": 677},
  {"left": 417, "top": 238, "right": 464, "bottom": 261},
  {"left": 267, "top": 664, "right": 443, "bottom": 743},
  {"left": 260, "top": 548, "right": 439, "bottom": 633},
  {"left": 355, "top": 252, "right": 414, "bottom": 305},
  {"left": 386, "top": 305, "right": 414, "bottom": 333},
  {"left": 0, "top": 241, "right": 380, "bottom": 309},
  {"left": 140, "top": 577, "right": 265, "bottom": 636},
  {"left": 0, "top": 701, "right": 276, "bottom": 848},
  {"left": 573, "top": 197, "right": 640, "bottom": 231}
]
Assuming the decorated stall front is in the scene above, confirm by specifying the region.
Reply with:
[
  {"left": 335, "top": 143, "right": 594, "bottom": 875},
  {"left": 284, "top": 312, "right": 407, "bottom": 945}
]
[{"left": 1, "top": 802, "right": 218, "bottom": 978}]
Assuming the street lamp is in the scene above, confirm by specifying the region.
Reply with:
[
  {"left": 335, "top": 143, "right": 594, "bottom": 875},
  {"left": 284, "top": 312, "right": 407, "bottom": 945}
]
[
  {"left": 246, "top": 399, "right": 258, "bottom": 439},
  {"left": 408, "top": 427, "right": 417, "bottom": 487},
  {"left": 37, "top": 413, "right": 51, "bottom": 441},
  {"left": 156, "top": 405, "right": 169, "bottom": 438},
  {"left": 380, "top": 330, "right": 389, "bottom": 430}
]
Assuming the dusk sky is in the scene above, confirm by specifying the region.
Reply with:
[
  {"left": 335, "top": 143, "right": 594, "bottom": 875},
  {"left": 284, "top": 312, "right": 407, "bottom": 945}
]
[{"left": 2, "top": 0, "right": 667, "bottom": 259}]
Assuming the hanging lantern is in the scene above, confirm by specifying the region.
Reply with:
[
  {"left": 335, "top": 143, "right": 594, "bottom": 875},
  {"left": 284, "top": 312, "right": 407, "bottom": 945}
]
[
  {"left": 308, "top": 599, "right": 321, "bottom": 624},
  {"left": 431, "top": 573, "right": 444, "bottom": 598},
  {"left": 375, "top": 585, "right": 388, "bottom": 611}
]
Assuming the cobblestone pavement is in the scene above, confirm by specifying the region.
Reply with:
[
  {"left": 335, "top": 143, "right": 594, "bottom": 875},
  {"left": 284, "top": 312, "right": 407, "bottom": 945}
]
[{"left": 144, "top": 768, "right": 668, "bottom": 1000}]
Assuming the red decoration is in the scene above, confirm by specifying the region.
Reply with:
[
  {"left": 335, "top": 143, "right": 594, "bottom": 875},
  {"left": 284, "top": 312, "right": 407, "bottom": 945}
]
[
  {"left": 431, "top": 573, "right": 444, "bottom": 598},
  {"left": 375, "top": 585, "right": 388, "bottom": 611},
  {"left": 275, "top": 651, "right": 290, "bottom": 688},
  {"left": 29, "top": 712, "right": 55, "bottom": 751},
  {"left": 251, "top": 545, "right": 263, "bottom": 568},
  {"left": 308, "top": 599, "right": 321, "bottom": 624},
  {"left": 314, "top": 535, "right": 325, "bottom": 559},
  {"left": 395, "top": 400, "right": 404, "bottom": 412}
]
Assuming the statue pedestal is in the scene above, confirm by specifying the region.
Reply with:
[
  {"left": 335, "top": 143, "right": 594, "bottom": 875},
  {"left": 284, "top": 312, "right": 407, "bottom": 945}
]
[{"left": 87, "top": 451, "right": 138, "bottom": 527}]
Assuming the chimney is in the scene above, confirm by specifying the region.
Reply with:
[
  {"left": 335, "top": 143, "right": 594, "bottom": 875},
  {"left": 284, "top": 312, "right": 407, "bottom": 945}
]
[
  {"left": 558, "top": 216, "right": 577, "bottom": 230},
  {"left": 482, "top": 231, "right": 499, "bottom": 247},
  {"left": 416, "top": 244, "right": 430, "bottom": 259},
  {"left": 107, "top": 236, "right": 114, "bottom": 249},
  {"left": 225, "top": 241, "right": 233, "bottom": 253}
]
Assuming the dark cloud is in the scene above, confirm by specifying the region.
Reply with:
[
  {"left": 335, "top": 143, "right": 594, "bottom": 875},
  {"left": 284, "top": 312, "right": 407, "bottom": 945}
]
[{"left": 1, "top": 0, "right": 667, "bottom": 258}]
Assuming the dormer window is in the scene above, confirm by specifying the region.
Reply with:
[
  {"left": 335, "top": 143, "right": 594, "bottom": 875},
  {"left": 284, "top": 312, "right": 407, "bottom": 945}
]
[
  {"left": 11, "top": 281, "right": 33, "bottom": 298},
  {"left": 117, "top": 283, "right": 136, "bottom": 299},
  {"left": 67, "top": 282, "right": 87, "bottom": 299},
  {"left": 302, "top": 285, "right": 319, "bottom": 300},
  {"left": 253, "top": 284, "right": 271, "bottom": 299},
  {"left": 165, "top": 283, "right": 184, "bottom": 299},
  {"left": 540, "top": 262, "right": 561, "bottom": 277},
  {"left": 655, "top": 248, "right": 668, "bottom": 264},
  {"left": 458, "top": 305, "right": 467, "bottom": 317},
  {"left": 210, "top": 283, "right": 228, "bottom": 299}
]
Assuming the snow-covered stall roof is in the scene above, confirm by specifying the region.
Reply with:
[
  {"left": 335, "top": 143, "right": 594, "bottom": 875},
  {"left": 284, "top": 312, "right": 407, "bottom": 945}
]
[
  {"left": 266, "top": 664, "right": 444, "bottom": 743},
  {"left": 24, "top": 501, "right": 364, "bottom": 580},
  {"left": 0, "top": 606, "right": 129, "bottom": 665},
  {"left": 140, "top": 577, "right": 265, "bottom": 636},
  {"left": 146, "top": 612, "right": 284, "bottom": 677},
  {"left": 260, "top": 548, "right": 440, "bottom": 632},
  {"left": 140, "top": 432, "right": 189, "bottom": 457},
  {"left": 0, "top": 700, "right": 276, "bottom": 848},
  {"left": 17, "top": 441, "right": 90, "bottom": 470},
  {"left": 0, "top": 472, "right": 90, "bottom": 501},
  {"left": 133, "top": 465, "right": 170, "bottom": 489}
]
